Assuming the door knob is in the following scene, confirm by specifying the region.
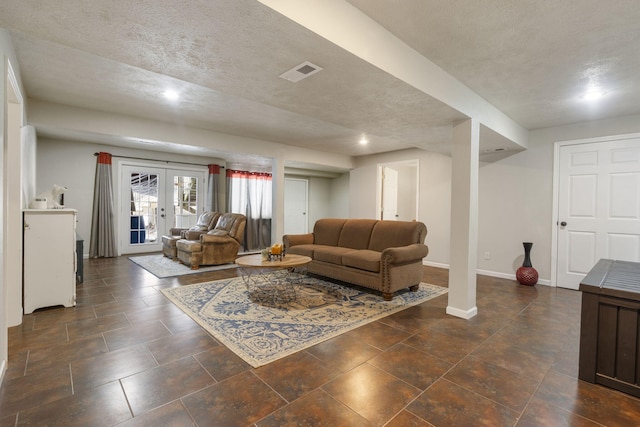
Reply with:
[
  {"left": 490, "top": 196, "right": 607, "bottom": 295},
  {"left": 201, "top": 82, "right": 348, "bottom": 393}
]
[{"left": 560, "top": 221, "right": 567, "bottom": 226}]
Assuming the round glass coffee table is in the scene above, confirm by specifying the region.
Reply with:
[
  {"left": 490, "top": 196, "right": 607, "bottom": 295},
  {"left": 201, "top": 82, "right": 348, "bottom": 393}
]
[{"left": 235, "top": 253, "right": 312, "bottom": 306}]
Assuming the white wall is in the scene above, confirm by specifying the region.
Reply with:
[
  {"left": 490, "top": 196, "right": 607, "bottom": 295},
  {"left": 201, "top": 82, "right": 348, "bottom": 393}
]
[
  {"left": 0, "top": 28, "right": 26, "bottom": 383},
  {"left": 307, "top": 177, "right": 331, "bottom": 227},
  {"left": 35, "top": 138, "right": 227, "bottom": 257},
  {"left": 29, "top": 101, "right": 354, "bottom": 173},
  {"left": 284, "top": 173, "right": 350, "bottom": 232},
  {"left": 349, "top": 114, "right": 640, "bottom": 283},
  {"left": 397, "top": 164, "right": 417, "bottom": 221},
  {"left": 330, "top": 173, "right": 350, "bottom": 218},
  {"left": 352, "top": 148, "right": 452, "bottom": 266},
  {"left": 37, "top": 138, "right": 352, "bottom": 255},
  {"left": 478, "top": 114, "right": 640, "bottom": 283}
]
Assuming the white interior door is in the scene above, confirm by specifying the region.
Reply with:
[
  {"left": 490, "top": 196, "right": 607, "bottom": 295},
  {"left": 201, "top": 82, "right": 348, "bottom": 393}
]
[
  {"left": 382, "top": 166, "right": 399, "bottom": 220},
  {"left": 284, "top": 178, "right": 308, "bottom": 235},
  {"left": 120, "top": 165, "right": 205, "bottom": 255},
  {"left": 556, "top": 137, "right": 640, "bottom": 289}
]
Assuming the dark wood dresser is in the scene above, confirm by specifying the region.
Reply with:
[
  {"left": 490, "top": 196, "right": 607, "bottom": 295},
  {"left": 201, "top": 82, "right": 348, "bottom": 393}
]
[{"left": 579, "top": 259, "right": 640, "bottom": 397}]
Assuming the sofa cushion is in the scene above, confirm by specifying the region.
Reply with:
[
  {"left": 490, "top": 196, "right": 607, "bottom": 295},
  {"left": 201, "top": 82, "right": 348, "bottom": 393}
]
[
  {"left": 313, "top": 219, "right": 347, "bottom": 246},
  {"left": 342, "top": 249, "right": 381, "bottom": 273},
  {"left": 369, "top": 220, "right": 427, "bottom": 252},
  {"left": 337, "top": 219, "right": 377, "bottom": 249},
  {"left": 313, "top": 246, "right": 353, "bottom": 265},
  {"left": 176, "top": 239, "right": 202, "bottom": 252},
  {"left": 286, "top": 244, "right": 315, "bottom": 258}
]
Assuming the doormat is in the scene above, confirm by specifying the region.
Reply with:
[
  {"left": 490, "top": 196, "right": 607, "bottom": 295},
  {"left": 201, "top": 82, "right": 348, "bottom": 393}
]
[{"left": 129, "top": 254, "right": 238, "bottom": 278}]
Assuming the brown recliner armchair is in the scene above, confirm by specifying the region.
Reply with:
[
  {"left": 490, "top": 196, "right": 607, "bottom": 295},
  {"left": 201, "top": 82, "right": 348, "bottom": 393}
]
[
  {"left": 161, "top": 211, "right": 220, "bottom": 260},
  {"left": 176, "top": 213, "right": 246, "bottom": 269}
]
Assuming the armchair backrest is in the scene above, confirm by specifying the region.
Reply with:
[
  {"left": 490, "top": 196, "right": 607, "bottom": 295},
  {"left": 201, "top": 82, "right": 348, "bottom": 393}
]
[
  {"left": 192, "top": 211, "right": 220, "bottom": 231},
  {"left": 207, "top": 213, "right": 246, "bottom": 244},
  {"left": 179, "top": 211, "right": 220, "bottom": 239}
]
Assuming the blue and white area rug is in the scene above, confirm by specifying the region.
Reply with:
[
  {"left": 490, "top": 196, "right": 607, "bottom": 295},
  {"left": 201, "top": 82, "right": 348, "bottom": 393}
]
[
  {"left": 129, "top": 254, "right": 238, "bottom": 278},
  {"left": 161, "top": 275, "right": 448, "bottom": 367}
]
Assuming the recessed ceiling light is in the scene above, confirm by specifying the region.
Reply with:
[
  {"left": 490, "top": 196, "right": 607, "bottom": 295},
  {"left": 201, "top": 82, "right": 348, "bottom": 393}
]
[
  {"left": 163, "top": 89, "right": 179, "bottom": 101},
  {"left": 359, "top": 136, "right": 368, "bottom": 145},
  {"left": 581, "top": 89, "right": 606, "bottom": 101}
]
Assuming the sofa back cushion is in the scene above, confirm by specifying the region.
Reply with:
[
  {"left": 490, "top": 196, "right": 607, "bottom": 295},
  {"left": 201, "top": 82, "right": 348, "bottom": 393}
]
[
  {"left": 369, "top": 220, "right": 427, "bottom": 252},
  {"left": 337, "top": 219, "right": 378, "bottom": 249},
  {"left": 313, "top": 219, "right": 347, "bottom": 246}
]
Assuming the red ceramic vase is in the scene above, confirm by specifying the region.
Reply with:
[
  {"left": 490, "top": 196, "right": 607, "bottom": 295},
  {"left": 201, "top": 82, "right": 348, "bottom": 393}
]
[{"left": 516, "top": 242, "right": 538, "bottom": 286}]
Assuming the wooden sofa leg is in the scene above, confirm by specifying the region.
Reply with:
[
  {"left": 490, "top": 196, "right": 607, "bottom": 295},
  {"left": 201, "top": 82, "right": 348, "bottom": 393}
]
[
  {"left": 190, "top": 264, "right": 200, "bottom": 270},
  {"left": 409, "top": 285, "right": 419, "bottom": 292},
  {"left": 383, "top": 292, "right": 393, "bottom": 301}
]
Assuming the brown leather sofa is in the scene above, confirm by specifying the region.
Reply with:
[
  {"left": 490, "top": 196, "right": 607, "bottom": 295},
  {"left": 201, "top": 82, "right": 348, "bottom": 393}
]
[
  {"left": 284, "top": 218, "right": 428, "bottom": 300},
  {"left": 176, "top": 213, "right": 246, "bottom": 269},
  {"left": 161, "top": 211, "right": 221, "bottom": 260}
]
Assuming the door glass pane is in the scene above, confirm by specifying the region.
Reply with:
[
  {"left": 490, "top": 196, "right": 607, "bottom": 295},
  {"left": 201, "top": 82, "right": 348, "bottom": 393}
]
[
  {"left": 130, "top": 172, "right": 158, "bottom": 244},
  {"left": 173, "top": 175, "right": 199, "bottom": 229}
]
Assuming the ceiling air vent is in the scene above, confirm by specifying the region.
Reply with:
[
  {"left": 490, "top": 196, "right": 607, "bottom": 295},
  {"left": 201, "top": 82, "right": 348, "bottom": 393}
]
[{"left": 279, "top": 61, "right": 323, "bottom": 83}]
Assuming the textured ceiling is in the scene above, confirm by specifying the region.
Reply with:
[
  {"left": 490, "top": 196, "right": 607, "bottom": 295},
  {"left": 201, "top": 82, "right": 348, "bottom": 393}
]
[
  {"left": 346, "top": 0, "right": 640, "bottom": 129},
  {"left": 1, "top": 0, "right": 639, "bottom": 167}
]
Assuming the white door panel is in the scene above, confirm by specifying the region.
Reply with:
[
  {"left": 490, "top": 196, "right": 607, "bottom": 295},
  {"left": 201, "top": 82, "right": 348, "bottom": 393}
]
[
  {"left": 284, "top": 178, "right": 308, "bottom": 235},
  {"left": 120, "top": 164, "right": 205, "bottom": 255},
  {"left": 557, "top": 138, "right": 640, "bottom": 289},
  {"left": 382, "top": 166, "right": 398, "bottom": 220}
]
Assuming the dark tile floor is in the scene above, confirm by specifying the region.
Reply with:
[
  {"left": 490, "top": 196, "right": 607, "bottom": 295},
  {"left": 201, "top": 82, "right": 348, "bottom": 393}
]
[{"left": 2, "top": 256, "right": 640, "bottom": 426}]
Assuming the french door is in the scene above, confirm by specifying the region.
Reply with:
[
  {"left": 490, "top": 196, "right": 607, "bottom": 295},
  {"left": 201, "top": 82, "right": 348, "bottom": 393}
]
[
  {"left": 556, "top": 136, "right": 640, "bottom": 289},
  {"left": 120, "top": 164, "right": 206, "bottom": 255}
]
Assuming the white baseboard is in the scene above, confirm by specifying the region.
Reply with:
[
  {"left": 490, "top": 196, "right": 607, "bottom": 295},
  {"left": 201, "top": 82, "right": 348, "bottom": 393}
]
[
  {"left": 423, "top": 260, "right": 450, "bottom": 269},
  {"left": 446, "top": 305, "right": 478, "bottom": 319},
  {"left": 476, "top": 269, "right": 552, "bottom": 287},
  {"left": 424, "top": 261, "right": 552, "bottom": 286}
]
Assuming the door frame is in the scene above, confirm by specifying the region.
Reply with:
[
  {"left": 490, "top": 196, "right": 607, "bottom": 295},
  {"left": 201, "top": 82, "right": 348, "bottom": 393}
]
[
  {"left": 551, "top": 132, "right": 640, "bottom": 287},
  {"left": 376, "top": 159, "right": 419, "bottom": 221},
  {"left": 114, "top": 158, "right": 208, "bottom": 255}
]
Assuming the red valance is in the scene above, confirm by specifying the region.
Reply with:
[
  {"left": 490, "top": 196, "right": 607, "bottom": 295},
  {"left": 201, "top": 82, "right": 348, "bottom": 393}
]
[
  {"left": 208, "top": 164, "right": 220, "bottom": 174},
  {"left": 97, "top": 152, "right": 112, "bottom": 165},
  {"left": 226, "top": 169, "right": 272, "bottom": 179}
]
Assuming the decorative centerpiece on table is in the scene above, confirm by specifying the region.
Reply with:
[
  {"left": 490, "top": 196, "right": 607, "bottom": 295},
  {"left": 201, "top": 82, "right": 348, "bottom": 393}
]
[{"left": 261, "top": 244, "right": 285, "bottom": 261}]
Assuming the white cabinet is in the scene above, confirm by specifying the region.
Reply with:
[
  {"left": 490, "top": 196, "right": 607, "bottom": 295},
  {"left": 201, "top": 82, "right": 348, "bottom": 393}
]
[{"left": 23, "top": 209, "right": 77, "bottom": 314}]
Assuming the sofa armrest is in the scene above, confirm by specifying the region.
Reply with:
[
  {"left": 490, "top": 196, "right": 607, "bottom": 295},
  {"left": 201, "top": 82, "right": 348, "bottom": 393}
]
[
  {"left": 283, "top": 233, "right": 314, "bottom": 249},
  {"left": 169, "top": 227, "right": 186, "bottom": 236},
  {"left": 182, "top": 230, "right": 206, "bottom": 240},
  {"left": 200, "top": 232, "right": 233, "bottom": 244},
  {"left": 382, "top": 244, "right": 429, "bottom": 264}
]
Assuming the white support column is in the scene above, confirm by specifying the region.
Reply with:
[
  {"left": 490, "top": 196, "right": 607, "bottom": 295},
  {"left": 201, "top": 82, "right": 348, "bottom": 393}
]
[
  {"left": 271, "top": 157, "right": 285, "bottom": 245},
  {"left": 447, "top": 119, "right": 480, "bottom": 319}
]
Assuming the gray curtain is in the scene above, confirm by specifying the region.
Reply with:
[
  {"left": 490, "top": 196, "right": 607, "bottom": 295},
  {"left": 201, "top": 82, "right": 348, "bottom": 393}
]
[
  {"left": 89, "top": 152, "right": 117, "bottom": 257},
  {"left": 226, "top": 169, "right": 272, "bottom": 251},
  {"left": 206, "top": 164, "right": 220, "bottom": 212}
]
